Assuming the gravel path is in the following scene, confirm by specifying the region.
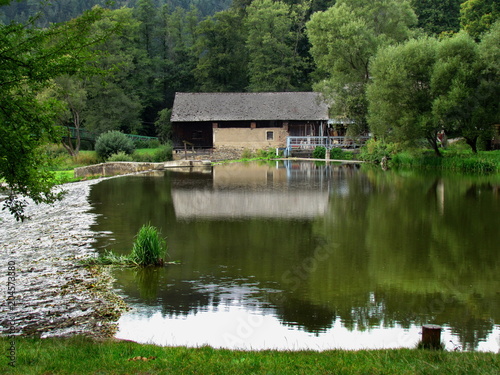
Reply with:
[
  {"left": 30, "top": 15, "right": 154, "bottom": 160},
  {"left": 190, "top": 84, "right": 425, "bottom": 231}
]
[{"left": 0, "top": 179, "right": 125, "bottom": 338}]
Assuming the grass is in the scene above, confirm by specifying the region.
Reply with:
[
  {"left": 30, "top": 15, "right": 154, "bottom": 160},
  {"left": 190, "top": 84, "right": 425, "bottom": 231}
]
[
  {"left": 1, "top": 336, "right": 499, "bottom": 375},
  {"left": 43, "top": 144, "right": 173, "bottom": 183},
  {"left": 129, "top": 224, "right": 167, "bottom": 266},
  {"left": 390, "top": 150, "right": 500, "bottom": 173},
  {"left": 82, "top": 224, "right": 169, "bottom": 267}
]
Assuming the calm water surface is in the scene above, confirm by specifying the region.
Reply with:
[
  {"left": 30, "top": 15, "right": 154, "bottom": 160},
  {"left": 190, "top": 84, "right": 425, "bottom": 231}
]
[{"left": 89, "top": 161, "right": 500, "bottom": 351}]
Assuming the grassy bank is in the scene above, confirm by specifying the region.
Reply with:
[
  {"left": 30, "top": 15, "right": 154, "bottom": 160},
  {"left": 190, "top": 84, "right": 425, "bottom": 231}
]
[
  {"left": 2, "top": 337, "right": 499, "bottom": 375},
  {"left": 389, "top": 150, "right": 500, "bottom": 173},
  {"left": 46, "top": 146, "right": 172, "bottom": 184}
]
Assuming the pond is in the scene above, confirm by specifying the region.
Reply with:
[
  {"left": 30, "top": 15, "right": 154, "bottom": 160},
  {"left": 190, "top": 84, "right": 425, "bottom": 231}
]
[{"left": 89, "top": 161, "right": 500, "bottom": 352}]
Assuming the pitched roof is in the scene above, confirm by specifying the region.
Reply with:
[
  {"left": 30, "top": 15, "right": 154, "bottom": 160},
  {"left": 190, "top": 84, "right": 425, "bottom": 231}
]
[{"left": 171, "top": 92, "right": 329, "bottom": 122}]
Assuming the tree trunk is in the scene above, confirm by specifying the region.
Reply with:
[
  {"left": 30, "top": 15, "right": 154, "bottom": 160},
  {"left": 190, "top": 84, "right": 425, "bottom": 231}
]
[
  {"left": 465, "top": 137, "right": 478, "bottom": 153},
  {"left": 427, "top": 135, "right": 442, "bottom": 157}
]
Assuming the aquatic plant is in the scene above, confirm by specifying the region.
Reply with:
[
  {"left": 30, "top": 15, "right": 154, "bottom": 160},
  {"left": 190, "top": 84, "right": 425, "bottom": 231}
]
[
  {"left": 82, "top": 224, "right": 169, "bottom": 267},
  {"left": 129, "top": 224, "right": 167, "bottom": 266}
]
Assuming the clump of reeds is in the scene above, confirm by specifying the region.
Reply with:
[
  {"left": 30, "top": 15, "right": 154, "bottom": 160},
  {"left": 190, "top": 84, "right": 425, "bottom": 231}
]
[
  {"left": 129, "top": 224, "right": 167, "bottom": 266},
  {"left": 82, "top": 224, "right": 169, "bottom": 267}
]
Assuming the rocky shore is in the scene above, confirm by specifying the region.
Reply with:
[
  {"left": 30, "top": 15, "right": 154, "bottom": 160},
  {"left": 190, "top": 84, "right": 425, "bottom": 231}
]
[{"left": 0, "top": 179, "right": 125, "bottom": 339}]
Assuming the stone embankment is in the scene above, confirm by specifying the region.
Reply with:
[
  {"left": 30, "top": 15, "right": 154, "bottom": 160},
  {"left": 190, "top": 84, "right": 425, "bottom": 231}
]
[
  {"left": 0, "top": 179, "right": 125, "bottom": 339},
  {"left": 75, "top": 160, "right": 212, "bottom": 178}
]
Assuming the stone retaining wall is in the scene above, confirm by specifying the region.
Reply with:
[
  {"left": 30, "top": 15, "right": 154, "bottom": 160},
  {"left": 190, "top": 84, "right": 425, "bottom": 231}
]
[
  {"left": 74, "top": 160, "right": 212, "bottom": 178},
  {"left": 74, "top": 162, "right": 164, "bottom": 178}
]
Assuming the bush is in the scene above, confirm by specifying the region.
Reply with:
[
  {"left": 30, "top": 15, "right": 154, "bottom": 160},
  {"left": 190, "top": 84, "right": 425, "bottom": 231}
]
[
  {"left": 312, "top": 146, "right": 326, "bottom": 159},
  {"left": 359, "top": 139, "right": 400, "bottom": 163},
  {"left": 241, "top": 149, "right": 254, "bottom": 159},
  {"left": 131, "top": 145, "right": 173, "bottom": 162},
  {"left": 73, "top": 151, "right": 99, "bottom": 166},
  {"left": 256, "top": 148, "right": 275, "bottom": 159},
  {"left": 151, "top": 144, "right": 173, "bottom": 162},
  {"left": 133, "top": 138, "right": 161, "bottom": 149},
  {"left": 130, "top": 224, "right": 167, "bottom": 266},
  {"left": 95, "top": 131, "right": 135, "bottom": 161},
  {"left": 107, "top": 151, "right": 134, "bottom": 162}
]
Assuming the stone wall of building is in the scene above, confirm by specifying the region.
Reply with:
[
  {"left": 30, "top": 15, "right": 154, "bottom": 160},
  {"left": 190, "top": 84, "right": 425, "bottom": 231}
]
[{"left": 213, "top": 127, "right": 288, "bottom": 150}]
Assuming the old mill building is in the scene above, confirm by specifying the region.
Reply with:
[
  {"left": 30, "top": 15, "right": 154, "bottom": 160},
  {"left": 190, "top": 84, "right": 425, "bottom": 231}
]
[{"left": 170, "top": 92, "right": 330, "bottom": 151}]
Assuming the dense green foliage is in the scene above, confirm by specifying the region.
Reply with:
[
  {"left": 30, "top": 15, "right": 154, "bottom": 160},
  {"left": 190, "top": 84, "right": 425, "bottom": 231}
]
[
  {"left": 0, "top": 5, "right": 111, "bottom": 220},
  {"left": 2, "top": 336, "right": 500, "bottom": 374},
  {"left": 94, "top": 131, "right": 136, "bottom": 161},
  {"left": 367, "top": 26, "right": 499, "bottom": 154},
  {"left": 83, "top": 224, "right": 168, "bottom": 266},
  {"left": 1, "top": 0, "right": 498, "bottom": 220},
  {"left": 312, "top": 146, "right": 326, "bottom": 159},
  {"left": 460, "top": 0, "right": 500, "bottom": 39},
  {"left": 130, "top": 224, "right": 167, "bottom": 266},
  {"left": 411, "top": 0, "right": 462, "bottom": 35},
  {"left": 307, "top": 0, "right": 418, "bottom": 135},
  {"left": 390, "top": 150, "right": 500, "bottom": 173}
]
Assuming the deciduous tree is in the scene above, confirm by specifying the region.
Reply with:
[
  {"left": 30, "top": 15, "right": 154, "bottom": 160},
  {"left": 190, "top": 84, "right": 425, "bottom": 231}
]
[
  {"left": 245, "top": 0, "right": 310, "bottom": 92},
  {"left": 410, "top": 0, "right": 461, "bottom": 35},
  {"left": 460, "top": 0, "right": 499, "bottom": 40},
  {"left": 194, "top": 9, "right": 248, "bottom": 91},
  {"left": 433, "top": 29, "right": 499, "bottom": 152},
  {"left": 367, "top": 37, "right": 440, "bottom": 154},
  {"left": 307, "top": 0, "right": 417, "bottom": 134},
  {"left": 0, "top": 4, "right": 108, "bottom": 220}
]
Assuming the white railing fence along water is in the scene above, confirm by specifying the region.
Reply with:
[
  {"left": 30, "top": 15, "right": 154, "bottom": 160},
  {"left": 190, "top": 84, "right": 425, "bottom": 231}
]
[{"left": 285, "top": 136, "right": 370, "bottom": 157}]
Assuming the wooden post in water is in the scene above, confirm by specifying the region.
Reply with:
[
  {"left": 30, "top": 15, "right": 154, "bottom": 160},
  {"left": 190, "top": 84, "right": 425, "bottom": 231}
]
[
  {"left": 325, "top": 148, "right": 330, "bottom": 160},
  {"left": 421, "top": 324, "right": 442, "bottom": 349}
]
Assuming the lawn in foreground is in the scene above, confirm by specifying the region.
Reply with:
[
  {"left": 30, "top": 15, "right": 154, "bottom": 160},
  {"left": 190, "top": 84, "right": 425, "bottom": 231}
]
[{"left": 1, "top": 336, "right": 499, "bottom": 375}]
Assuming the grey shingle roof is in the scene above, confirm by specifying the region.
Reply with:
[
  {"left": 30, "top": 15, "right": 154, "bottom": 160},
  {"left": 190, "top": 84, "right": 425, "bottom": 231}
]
[{"left": 171, "top": 92, "right": 329, "bottom": 122}]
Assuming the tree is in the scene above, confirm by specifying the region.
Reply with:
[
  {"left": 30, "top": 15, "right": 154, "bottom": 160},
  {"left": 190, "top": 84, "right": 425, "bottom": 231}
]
[
  {"left": 155, "top": 108, "right": 173, "bottom": 143},
  {"left": 410, "top": 0, "right": 462, "bottom": 35},
  {"left": 307, "top": 0, "right": 417, "bottom": 134},
  {"left": 433, "top": 30, "right": 499, "bottom": 152},
  {"left": 367, "top": 37, "right": 441, "bottom": 154},
  {"left": 83, "top": 8, "right": 145, "bottom": 135},
  {"left": 245, "top": 0, "right": 310, "bottom": 92},
  {"left": 460, "top": 0, "right": 499, "bottom": 40},
  {"left": 40, "top": 75, "right": 88, "bottom": 157},
  {"left": 134, "top": 0, "right": 157, "bottom": 59},
  {"left": 0, "top": 5, "right": 109, "bottom": 220},
  {"left": 157, "top": 5, "right": 199, "bottom": 106},
  {"left": 367, "top": 28, "right": 499, "bottom": 154},
  {"left": 194, "top": 9, "right": 248, "bottom": 92}
]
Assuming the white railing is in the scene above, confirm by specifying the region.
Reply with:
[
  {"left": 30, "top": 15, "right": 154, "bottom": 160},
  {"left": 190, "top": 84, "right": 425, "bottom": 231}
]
[{"left": 286, "top": 136, "right": 370, "bottom": 155}]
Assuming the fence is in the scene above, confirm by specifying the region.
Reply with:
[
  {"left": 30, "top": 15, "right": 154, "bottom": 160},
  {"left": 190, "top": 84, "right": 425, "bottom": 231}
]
[{"left": 285, "top": 136, "right": 370, "bottom": 156}]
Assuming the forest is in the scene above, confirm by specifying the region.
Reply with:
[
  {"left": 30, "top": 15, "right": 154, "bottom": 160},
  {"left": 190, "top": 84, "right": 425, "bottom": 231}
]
[
  {"left": 1, "top": 0, "right": 497, "bottom": 139},
  {"left": 0, "top": 0, "right": 498, "bottom": 217}
]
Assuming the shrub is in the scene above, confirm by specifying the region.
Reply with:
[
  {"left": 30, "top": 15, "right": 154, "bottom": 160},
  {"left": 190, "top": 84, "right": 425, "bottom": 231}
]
[
  {"left": 151, "top": 144, "right": 173, "bottom": 162},
  {"left": 329, "top": 148, "right": 347, "bottom": 159},
  {"left": 43, "top": 143, "right": 68, "bottom": 159},
  {"left": 133, "top": 138, "right": 161, "bottom": 149},
  {"left": 312, "top": 146, "right": 326, "bottom": 159},
  {"left": 132, "top": 145, "right": 173, "bottom": 162},
  {"left": 359, "top": 139, "right": 400, "bottom": 163},
  {"left": 107, "top": 151, "right": 134, "bottom": 162},
  {"left": 73, "top": 151, "right": 99, "bottom": 166},
  {"left": 130, "top": 224, "right": 167, "bottom": 266},
  {"left": 95, "top": 131, "right": 135, "bottom": 161},
  {"left": 241, "top": 149, "right": 254, "bottom": 159},
  {"left": 256, "top": 148, "right": 275, "bottom": 159}
]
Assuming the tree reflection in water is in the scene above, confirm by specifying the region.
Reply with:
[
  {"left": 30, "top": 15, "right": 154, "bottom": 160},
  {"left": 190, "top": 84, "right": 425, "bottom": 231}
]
[{"left": 90, "top": 162, "right": 500, "bottom": 351}]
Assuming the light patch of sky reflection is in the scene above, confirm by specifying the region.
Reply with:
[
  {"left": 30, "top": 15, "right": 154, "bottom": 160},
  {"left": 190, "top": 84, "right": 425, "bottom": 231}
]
[{"left": 116, "top": 303, "right": 500, "bottom": 352}]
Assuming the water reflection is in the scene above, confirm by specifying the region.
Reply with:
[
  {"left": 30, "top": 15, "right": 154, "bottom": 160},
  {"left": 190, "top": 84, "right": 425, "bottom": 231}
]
[{"left": 88, "top": 162, "right": 500, "bottom": 351}]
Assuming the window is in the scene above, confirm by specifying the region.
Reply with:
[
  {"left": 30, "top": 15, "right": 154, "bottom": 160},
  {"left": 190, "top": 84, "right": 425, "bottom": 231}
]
[{"left": 266, "top": 131, "right": 274, "bottom": 141}]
